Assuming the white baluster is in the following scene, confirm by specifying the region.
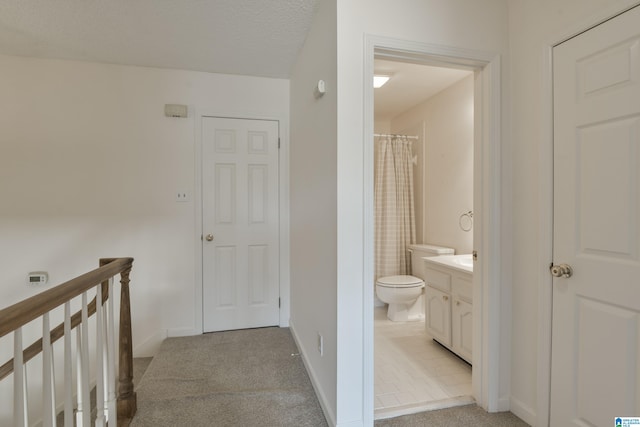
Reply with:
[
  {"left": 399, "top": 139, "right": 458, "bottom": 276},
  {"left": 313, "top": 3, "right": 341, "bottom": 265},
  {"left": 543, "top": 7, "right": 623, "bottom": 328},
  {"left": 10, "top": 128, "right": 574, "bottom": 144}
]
[
  {"left": 22, "top": 364, "right": 29, "bottom": 426},
  {"left": 75, "top": 328, "right": 82, "bottom": 427},
  {"left": 102, "top": 299, "right": 108, "bottom": 401},
  {"left": 13, "top": 327, "right": 27, "bottom": 427},
  {"left": 76, "top": 292, "right": 90, "bottom": 427},
  {"left": 49, "top": 335, "right": 57, "bottom": 427},
  {"left": 106, "top": 277, "right": 117, "bottom": 426},
  {"left": 42, "top": 312, "right": 56, "bottom": 427},
  {"left": 63, "top": 301, "right": 73, "bottom": 427},
  {"left": 101, "top": 293, "right": 109, "bottom": 421},
  {"left": 95, "top": 285, "right": 106, "bottom": 427}
]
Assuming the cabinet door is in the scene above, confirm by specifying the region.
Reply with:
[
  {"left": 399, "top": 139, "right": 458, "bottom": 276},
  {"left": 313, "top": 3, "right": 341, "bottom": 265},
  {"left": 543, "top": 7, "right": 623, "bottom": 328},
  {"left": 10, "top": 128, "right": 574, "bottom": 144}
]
[
  {"left": 425, "top": 285, "right": 451, "bottom": 347},
  {"left": 452, "top": 299, "right": 473, "bottom": 363}
]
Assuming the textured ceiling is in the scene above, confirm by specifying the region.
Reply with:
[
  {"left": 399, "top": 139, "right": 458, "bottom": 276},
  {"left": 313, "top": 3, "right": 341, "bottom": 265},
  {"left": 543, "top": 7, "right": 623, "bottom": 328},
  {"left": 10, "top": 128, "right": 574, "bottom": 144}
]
[
  {"left": 0, "top": 0, "right": 318, "bottom": 78},
  {"left": 374, "top": 59, "right": 473, "bottom": 122}
]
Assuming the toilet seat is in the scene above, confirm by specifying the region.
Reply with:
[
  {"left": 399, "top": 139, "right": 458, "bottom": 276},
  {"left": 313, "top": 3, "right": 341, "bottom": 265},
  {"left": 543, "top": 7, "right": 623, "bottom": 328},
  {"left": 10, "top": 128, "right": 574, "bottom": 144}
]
[{"left": 376, "top": 275, "right": 424, "bottom": 288}]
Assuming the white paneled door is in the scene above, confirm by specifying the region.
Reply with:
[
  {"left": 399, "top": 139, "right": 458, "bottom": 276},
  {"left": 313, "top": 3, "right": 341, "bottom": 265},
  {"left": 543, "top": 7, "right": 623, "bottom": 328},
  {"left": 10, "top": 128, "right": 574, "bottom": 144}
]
[
  {"left": 202, "top": 117, "right": 280, "bottom": 332},
  {"left": 551, "top": 6, "right": 640, "bottom": 426}
]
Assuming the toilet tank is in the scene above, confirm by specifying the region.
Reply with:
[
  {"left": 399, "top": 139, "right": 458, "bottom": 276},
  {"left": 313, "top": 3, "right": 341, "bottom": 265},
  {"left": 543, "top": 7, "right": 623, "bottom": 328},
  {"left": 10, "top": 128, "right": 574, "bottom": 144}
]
[{"left": 408, "top": 244, "right": 454, "bottom": 280}]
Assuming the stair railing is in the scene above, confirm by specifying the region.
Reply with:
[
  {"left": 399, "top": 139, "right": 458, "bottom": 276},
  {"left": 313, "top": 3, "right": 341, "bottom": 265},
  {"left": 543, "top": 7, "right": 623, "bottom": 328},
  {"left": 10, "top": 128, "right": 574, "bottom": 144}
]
[{"left": 0, "top": 257, "right": 136, "bottom": 427}]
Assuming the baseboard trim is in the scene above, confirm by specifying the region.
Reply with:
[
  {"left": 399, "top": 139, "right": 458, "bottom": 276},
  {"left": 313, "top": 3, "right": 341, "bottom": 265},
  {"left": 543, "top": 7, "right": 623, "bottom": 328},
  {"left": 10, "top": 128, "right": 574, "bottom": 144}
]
[
  {"left": 510, "top": 396, "right": 537, "bottom": 426},
  {"left": 289, "top": 320, "right": 336, "bottom": 427},
  {"left": 167, "top": 327, "right": 199, "bottom": 338},
  {"left": 336, "top": 421, "right": 365, "bottom": 427},
  {"left": 497, "top": 396, "right": 511, "bottom": 412},
  {"left": 133, "top": 329, "right": 167, "bottom": 357}
]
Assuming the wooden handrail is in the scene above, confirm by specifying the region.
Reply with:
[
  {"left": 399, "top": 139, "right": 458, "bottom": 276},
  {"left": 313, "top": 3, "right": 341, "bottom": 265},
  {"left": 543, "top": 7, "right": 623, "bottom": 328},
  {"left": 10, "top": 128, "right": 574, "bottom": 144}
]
[
  {"left": 0, "top": 257, "right": 136, "bottom": 424},
  {"left": 0, "top": 257, "right": 132, "bottom": 338},
  {"left": 0, "top": 291, "right": 104, "bottom": 381}
]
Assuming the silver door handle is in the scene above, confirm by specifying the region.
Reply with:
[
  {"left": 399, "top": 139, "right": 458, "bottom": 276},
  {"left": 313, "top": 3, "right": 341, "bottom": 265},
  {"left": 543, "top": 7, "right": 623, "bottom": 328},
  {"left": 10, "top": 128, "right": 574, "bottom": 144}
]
[
  {"left": 205, "top": 234, "right": 214, "bottom": 242},
  {"left": 550, "top": 263, "right": 573, "bottom": 278}
]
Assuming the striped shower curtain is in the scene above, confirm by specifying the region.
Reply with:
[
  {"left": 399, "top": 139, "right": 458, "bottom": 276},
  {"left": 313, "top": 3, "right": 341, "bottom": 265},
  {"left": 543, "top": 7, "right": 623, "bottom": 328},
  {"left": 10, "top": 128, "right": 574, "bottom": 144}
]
[{"left": 375, "top": 136, "right": 416, "bottom": 280}]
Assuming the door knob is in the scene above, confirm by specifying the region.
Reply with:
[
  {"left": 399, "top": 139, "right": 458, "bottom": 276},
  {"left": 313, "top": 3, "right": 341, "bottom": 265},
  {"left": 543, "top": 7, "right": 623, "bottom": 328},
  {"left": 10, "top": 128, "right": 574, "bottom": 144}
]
[
  {"left": 205, "top": 234, "right": 214, "bottom": 242},
  {"left": 550, "top": 263, "right": 573, "bottom": 278}
]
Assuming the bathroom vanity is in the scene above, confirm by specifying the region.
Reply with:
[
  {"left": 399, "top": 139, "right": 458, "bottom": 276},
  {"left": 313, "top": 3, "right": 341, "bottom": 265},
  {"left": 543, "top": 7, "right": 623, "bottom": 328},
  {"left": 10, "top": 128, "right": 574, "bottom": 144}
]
[{"left": 422, "top": 255, "right": 473, "bottom": 364}]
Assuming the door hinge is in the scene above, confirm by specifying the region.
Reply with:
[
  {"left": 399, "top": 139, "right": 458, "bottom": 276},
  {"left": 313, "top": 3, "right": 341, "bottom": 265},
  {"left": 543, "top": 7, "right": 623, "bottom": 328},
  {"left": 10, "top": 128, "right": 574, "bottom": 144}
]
[
  {"left": 279, "top": 297, "right": 281, "bottom": 308},
  {"left": 278, "top": 137, "right": 281, "bottom": 149}
]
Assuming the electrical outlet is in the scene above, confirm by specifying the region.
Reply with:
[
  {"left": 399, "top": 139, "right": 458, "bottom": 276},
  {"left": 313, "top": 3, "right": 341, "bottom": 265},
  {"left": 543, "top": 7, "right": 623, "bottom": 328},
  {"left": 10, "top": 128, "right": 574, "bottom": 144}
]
[
  {"left": 317, "top": 333, "right": 324, "bottom": 356},
  {"left": 176, "top": 191, "right": 190, "bottom": 202}
]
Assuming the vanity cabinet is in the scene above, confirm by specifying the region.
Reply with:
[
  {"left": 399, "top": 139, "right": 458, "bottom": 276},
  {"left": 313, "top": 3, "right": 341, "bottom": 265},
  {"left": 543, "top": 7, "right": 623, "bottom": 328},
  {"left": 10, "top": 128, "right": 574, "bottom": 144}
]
[
  {"left": 424, "top": 261, "right": 473, "bottom": 364},
  {"left": 452, "top": 298, "right": 473, "bottom": 362},
  {"left": 425, "top": 285, "right": 451, "bottom": 347}
]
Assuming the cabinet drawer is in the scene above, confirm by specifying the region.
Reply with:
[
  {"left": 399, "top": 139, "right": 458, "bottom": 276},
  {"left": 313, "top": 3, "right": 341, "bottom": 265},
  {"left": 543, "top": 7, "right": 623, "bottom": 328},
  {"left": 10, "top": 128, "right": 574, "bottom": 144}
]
[
  {"left": 424, "top": 266, "right": 451, "bottom": 293},
  {"left": 452, "top": 274, "right": 472, "bottom": 303}
]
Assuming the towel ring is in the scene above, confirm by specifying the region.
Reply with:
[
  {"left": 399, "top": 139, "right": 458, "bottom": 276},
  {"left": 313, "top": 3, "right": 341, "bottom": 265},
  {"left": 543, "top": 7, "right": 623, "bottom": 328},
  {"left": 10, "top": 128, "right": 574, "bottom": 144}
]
[{"left": 459, "top": 210, "right": 473, "bottom": 232}]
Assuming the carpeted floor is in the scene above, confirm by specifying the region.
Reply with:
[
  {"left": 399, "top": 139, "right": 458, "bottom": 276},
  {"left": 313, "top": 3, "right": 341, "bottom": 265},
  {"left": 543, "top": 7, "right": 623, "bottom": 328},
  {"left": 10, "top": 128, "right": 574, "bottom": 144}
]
[
  {"left": 131, "top": 328, "right": 528, "bottom": 427},
  {"left": 374, "top": 404, "right": 529, "bottom": 426},
  {"left": 130, "top": 327, "right": 327, "bottom": 427}
]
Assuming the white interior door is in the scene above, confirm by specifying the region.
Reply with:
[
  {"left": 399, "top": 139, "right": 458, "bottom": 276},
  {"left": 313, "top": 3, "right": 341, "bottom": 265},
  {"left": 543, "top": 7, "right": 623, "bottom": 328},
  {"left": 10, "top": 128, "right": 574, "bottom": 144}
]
[
  {"left": 202, "top": 117, "right": 280, "bottom": 332},
  {"left": 551, "top": 6, "right": 640, "bottom": 426}
]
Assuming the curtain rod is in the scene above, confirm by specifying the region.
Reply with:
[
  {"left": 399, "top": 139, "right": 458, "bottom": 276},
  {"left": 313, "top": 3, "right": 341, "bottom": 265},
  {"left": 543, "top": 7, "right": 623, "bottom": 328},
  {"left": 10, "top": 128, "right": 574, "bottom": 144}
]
[{"left": 374, "top": 133, "right": 419, "bottom": 140}]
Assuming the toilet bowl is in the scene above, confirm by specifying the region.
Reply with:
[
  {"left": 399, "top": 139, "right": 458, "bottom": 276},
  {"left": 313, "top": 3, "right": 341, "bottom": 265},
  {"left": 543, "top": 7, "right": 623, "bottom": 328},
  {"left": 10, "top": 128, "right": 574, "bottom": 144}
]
[
  {"left": 376, "top": 244, "right": 454, "bottom": 321},
  {"left": 376, "top": 275, "right": 425, "bottom": 321}
]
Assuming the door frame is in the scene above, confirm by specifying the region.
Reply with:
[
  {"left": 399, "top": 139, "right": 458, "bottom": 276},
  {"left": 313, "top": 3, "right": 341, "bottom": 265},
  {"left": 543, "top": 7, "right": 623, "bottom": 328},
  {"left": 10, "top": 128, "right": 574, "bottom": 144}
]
[
  {"left": 363, "top": 35, "right": 506, "bottom": 422},
  {"left": 539, "top": 1, "right": 640, "bottom": 425},
  {"left": 193, "top": 111, "right": 290, "bottom": 335}
]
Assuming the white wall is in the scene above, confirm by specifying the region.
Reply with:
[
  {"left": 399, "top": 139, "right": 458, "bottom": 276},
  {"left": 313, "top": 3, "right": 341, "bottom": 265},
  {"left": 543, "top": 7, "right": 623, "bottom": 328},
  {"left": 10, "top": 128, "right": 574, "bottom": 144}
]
[
  {"left": 507, "top": 0, "right": 640, "bottom": 424},
  {"left": 391, "top": 75, "right": 474, "bottom": 255},
  {"left": 0, "top": 54, "right": 289, "bottom": 357},
  {"left": 373, "top": 121, "right": 390, "bottom": 134},
  {"left": 289, "top": 0, "right": 338, "bottom": 424},
  {"left": 336, "top": 1, "right": 509, "bottom": 424}
]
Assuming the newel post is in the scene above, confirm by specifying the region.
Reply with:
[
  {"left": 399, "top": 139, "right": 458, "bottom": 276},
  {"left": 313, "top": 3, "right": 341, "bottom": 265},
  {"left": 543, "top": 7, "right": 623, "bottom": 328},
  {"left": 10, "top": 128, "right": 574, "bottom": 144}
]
[{"left": 117, "top": 264, "right": 137, "bottom": 422}]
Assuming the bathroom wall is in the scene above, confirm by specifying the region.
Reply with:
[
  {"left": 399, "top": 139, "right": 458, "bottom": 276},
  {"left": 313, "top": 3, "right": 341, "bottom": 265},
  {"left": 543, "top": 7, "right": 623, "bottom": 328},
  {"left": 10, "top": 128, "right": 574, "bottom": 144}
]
[
  {"left": 374, "top": 121, "right": 391, "bottom": 134},
  {"left": 391, "top": 75, "right": 474, "bottom": 255}
]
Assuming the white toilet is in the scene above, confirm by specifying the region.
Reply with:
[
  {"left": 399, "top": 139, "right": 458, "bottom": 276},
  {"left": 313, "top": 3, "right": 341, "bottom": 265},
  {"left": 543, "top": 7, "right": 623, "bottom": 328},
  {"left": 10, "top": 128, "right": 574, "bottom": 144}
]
[{"left": 376, "top": 244, "right": 454, "bottom": 321}]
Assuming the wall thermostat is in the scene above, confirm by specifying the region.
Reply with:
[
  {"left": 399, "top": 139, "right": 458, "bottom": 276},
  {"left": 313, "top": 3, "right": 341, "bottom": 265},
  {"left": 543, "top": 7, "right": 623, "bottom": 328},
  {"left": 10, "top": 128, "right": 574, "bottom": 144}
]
[{"left": 28, "top": 271, "right": 48, "bottom": 285}]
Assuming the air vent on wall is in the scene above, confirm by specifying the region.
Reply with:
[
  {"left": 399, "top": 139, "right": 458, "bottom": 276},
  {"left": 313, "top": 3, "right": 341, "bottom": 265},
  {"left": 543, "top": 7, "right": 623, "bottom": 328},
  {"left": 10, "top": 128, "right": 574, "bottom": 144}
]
[{"left": 164, "top": 104, "right": 188, "bottom": 118}]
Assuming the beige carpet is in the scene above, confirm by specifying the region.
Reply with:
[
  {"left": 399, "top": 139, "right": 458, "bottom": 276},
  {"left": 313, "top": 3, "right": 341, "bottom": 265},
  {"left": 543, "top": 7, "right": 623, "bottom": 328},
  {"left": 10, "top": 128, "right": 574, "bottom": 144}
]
[
  {"left": 131, "top": 328, "right": 528, "bottom": 427},
  {"left": 130, "top": 327, "right": 327, "bottom": 427},
  {"left": 375, "top": 404, "right": 529, "bottom": 426}
]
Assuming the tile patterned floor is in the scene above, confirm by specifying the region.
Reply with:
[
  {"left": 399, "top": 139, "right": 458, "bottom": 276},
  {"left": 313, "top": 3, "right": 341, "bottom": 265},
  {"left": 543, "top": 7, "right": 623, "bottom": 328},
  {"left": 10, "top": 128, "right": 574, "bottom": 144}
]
[{"left": 374, "top": 306, "right": 473, "bottom": 419}]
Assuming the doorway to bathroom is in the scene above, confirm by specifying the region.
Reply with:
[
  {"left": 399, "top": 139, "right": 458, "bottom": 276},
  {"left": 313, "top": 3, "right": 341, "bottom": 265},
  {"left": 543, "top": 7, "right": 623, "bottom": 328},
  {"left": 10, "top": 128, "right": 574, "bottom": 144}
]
[
  {"left": 371, "top": 56, "right": 476, "bottom": 419},
  {"left": 363, "top": 37, "right": 505, "bottom": 425}
]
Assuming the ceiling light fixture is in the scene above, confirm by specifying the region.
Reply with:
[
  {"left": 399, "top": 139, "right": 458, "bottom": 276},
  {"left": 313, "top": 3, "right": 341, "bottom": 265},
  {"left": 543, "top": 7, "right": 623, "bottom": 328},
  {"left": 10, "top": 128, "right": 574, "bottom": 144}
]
[{"left": 373, "top": 75, "right": 390, "bottom": 88}]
